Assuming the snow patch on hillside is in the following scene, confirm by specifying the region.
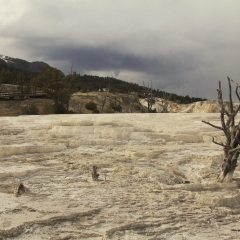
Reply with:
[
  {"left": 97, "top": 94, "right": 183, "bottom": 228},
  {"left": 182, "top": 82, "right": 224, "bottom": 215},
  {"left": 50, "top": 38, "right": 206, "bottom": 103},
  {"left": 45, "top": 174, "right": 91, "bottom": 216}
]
[{"left": 0, "top": 54, "right": 14, "bottom": 64}]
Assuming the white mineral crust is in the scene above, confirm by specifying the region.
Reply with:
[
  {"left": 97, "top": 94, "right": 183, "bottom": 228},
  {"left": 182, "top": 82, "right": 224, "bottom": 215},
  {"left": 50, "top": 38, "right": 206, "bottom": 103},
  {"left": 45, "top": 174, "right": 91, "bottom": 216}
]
[{"left": 0, "top": 113, "right": 240, "bottom": 239}]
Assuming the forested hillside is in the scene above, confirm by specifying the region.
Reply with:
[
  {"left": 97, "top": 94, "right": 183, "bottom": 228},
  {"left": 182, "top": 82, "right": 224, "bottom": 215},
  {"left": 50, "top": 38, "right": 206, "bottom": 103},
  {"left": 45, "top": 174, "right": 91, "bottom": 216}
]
[{"left": 0, "top": 62, "right": 207, "bottom": 114}]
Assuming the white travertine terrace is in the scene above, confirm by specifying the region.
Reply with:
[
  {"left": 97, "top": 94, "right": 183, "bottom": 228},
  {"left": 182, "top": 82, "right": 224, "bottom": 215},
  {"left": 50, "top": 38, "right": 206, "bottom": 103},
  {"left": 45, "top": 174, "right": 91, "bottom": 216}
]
[{"left": 0, "top": 113, "right": 240, "bottom": 239}]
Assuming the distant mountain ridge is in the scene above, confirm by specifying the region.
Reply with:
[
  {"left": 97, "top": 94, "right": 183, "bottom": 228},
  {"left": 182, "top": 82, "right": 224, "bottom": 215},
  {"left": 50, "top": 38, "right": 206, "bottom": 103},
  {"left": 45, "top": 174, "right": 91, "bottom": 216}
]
[{"left": 0, "top": 54, "right": 50, "bottom": 73}]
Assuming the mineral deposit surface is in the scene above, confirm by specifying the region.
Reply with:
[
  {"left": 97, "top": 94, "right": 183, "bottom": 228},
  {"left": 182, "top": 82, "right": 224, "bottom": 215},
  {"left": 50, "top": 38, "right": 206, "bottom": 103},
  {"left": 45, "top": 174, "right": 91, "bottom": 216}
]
[{"left": 0, "top": 113, "right": 240, "bottom": 239}]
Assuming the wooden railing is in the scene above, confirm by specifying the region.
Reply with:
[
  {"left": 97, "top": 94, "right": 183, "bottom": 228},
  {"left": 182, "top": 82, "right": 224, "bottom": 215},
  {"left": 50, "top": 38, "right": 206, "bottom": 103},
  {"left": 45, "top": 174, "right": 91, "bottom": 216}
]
[{"left": 0, "top": 90, "right": 46, "bottom": 100}]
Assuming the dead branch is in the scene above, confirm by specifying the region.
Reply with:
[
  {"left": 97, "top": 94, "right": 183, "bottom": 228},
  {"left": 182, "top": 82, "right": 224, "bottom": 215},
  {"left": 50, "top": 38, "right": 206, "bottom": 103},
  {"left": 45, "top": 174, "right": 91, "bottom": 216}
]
[
  {"left": 212, "top": 137, "right": 227, "bottom": 147},
  {"left": 229, "top": 146, "right": 240, "bottom": 153},
  {"left": 202, "top": 120, "right": 223, "bottom": 131},
  {"left": 218, "top": 82, "right": 230, "bottom": 139}
]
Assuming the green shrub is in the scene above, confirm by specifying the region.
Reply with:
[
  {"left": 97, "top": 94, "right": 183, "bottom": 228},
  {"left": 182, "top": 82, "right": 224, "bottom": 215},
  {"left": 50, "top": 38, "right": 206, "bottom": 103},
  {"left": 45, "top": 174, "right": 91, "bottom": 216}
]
[
  {"left": 54, "top": 103, "right": 68, "bottom": 114},
  {"left": 85, "top": 101, "right": 97, "bottom": 111},
  {"left": 92, "top": 108, "right": 100, "bottom": 114},
  {"left": 150, "top": 108, "right": 157, "bottom": 113},
  {"left": 106, "top": 108, "right": 114, "bottom": 113},
  {"left": 67, "top": 110, "right": 75, "bottom": 114},
  {"left": 107, "top": 102, "right": 122, "bottom": 112},
  {"left": 151, "top": 99, "right": 156, "bottom": 104},
  {"left": 113, "top": 104, "right": 122, "bottom": 112},
  {"left": 21, "top": 103, "right": 39, "bottom": 115},
  {"left": 42, "top": 102, "right": 54, "bottom": 115}
]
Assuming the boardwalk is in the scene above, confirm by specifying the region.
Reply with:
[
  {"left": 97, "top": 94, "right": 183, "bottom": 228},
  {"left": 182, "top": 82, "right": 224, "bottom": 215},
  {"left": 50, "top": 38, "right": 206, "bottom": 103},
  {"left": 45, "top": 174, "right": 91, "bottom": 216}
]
[{"left": 0, "top": 90, "right": 46, "bottom": 100}]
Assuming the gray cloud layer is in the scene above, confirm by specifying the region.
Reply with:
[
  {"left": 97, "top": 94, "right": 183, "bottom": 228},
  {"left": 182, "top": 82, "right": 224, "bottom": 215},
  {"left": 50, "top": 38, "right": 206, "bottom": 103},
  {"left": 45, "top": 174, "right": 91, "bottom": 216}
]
[{"left": 1, "top": 0, "right": 240, "bottom": 99}]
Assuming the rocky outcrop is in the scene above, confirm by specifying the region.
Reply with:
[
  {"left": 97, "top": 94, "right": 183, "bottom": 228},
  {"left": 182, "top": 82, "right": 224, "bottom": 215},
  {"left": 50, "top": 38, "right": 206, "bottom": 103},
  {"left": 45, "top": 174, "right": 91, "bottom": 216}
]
[{"left": 140, "top": 98, "right": 238, "bottom": 113}]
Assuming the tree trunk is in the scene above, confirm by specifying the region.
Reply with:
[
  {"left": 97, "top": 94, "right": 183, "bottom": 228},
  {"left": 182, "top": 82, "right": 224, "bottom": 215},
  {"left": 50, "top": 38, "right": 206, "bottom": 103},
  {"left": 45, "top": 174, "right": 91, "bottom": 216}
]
[
  {"left": 218, "top": 150, "right": 239, "bottom": 182},
  {"left": 92, "top": 166, "right": 99, "bottom": 181}
]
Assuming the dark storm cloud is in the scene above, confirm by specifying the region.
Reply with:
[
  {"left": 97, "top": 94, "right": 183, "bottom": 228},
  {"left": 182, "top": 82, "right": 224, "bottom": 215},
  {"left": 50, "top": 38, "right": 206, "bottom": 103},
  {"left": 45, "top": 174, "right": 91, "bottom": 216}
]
[
  {"left": 16, "top": 36, "right": 202, "bottom": 89},
  {"left": 44, "top": 45, "right": 198, "bottom": 76},
  {"left": 2, "top": 0, "right": 240, "bottom": 99},
  {"left": 11, "top": 35, "right": 219, "bottom": 98}
]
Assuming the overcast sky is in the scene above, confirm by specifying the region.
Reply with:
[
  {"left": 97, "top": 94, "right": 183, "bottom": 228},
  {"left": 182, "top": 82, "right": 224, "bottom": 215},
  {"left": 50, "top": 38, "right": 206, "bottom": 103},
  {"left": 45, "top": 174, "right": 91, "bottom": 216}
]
[{"left": 1, "top": 0, "right": 240, "bottom": 99}]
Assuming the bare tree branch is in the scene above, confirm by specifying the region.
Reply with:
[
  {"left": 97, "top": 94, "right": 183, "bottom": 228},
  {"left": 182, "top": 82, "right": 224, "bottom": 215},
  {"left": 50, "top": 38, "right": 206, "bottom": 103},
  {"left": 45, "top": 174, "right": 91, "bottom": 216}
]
[
  {"left": 217, "top": 81, "right": 230, "bottom": 140},
  {"left": 236, "top": 86, "right": 240, "bottom": 101},
  {"left": 228, "top": 77, "right": 234, "bottom": 115},
  {"left": 234, "top": 105, "right": 240, "bottom": 117},
  {"left": 230, "top": 77, "right": 240, "bottom": 88},
  {"left": 212, "top": 137, "right": 227, "bottom": 147},
  {"left": 230, "top": 77, "right": 240, "bottom": 101},
  {"left": 229, "top": 146, "right": 240, "bottom": 153},
  {"left": 202, "top": 120, "right": 223, "bottom": 131}
]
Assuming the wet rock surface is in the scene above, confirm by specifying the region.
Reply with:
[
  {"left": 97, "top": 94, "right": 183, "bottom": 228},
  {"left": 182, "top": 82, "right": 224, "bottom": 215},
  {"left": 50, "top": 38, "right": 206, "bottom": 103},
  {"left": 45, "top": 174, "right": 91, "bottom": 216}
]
[{"left": 0, "top": 113, "right": 240, "bottom": 239}]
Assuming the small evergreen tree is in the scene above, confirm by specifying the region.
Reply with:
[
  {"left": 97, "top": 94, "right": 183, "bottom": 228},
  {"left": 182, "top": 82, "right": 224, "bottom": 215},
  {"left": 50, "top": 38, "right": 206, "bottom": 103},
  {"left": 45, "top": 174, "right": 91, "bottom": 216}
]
[{"left": 85, "top": 101, "right": 97, "bottom": 111}]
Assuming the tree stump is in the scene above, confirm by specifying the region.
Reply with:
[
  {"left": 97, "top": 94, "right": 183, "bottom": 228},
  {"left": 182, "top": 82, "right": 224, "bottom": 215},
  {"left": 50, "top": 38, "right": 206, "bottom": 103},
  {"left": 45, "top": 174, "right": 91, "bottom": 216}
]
[
  {"left": 92, "top": 166, "right": 99, "bottom": 181},
  {"left": 14, "top": 183, "right": 26, "bottom": 197}
]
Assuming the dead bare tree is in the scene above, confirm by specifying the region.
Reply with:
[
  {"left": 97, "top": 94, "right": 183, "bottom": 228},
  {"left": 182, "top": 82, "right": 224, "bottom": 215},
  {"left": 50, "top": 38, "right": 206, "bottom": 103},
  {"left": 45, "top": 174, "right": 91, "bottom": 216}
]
[
  {"left": 100, "top": 91, "right": 108, "bottom": 113},
  {"left": 158, "top": 92, "right": 172, "bottom": 113},
  {"left": 78, "top": 103, "right": 82, "bottom": 113},
  {"left": 143, "top": 81, "right": 154, "bottom": 113},
  {"left": 202, "top": 77, "right": 240, "bottom": 182},
  {"left": 100, "top": 84, "right": 111, "bottom": 113}
]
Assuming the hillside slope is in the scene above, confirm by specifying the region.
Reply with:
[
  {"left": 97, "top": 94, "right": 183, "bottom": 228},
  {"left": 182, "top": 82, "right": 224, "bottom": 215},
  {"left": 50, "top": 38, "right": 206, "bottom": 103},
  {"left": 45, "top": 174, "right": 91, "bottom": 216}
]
[
  {"left": 0, "top": 92, "right": 142, "bottom": 116},
  {"left": 0, "top": 91, "right": 226, "bottom": 116},
  {"left": 0, "top": 54, "right": 50, "bottom": 73}
]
